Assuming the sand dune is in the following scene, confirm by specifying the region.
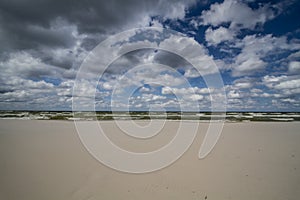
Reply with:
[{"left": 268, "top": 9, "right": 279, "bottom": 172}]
[{"left": 0, "top": 120, "right": 299, "bottom": 200}]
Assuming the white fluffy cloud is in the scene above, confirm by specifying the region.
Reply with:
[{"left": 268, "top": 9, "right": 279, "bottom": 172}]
[
  {"left": 227, "top": 90, "right": 240, "bottom": 99},
  {"left": 0, "top": 52, "right": 62, "bottom": 79},
  {"left": 159, "top": 34, "right": 219, "bottom": 75},
  {"left": 205, "top": 26, "right": 235, "bottom": 46},
  {"left": 263, "top": 75, "right": 300, "bottom": 95},
  {"left": 183, "top": 68, "right": 201, "bottom": 78},
  {"left": 288, "top": 61, "right": 300, "bottom": 74},
  {"left": 273, "top": 79, "right": 300, "bottom": 90},
  {"left": 231, "top": 34, "right": 300, "bottom": 76},
  {"left": 233, "top": 77, "right": 254, "bottom": 89},
  {"left": 233, "top": 57, "right": 267, "bottom": 77},
  {"left": 1, "top": 0, "right": 299, "bottom": 111},
  {"left": 200, "top": 0, "right": 276, "bottom": 30},
  {"left": 189, "top": 94, "right": 204, "bottom": 101}
]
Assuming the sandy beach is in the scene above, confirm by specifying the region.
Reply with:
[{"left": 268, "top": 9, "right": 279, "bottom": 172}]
[{"left": 0, "top": 119, "right": 299, "bottom": 200}]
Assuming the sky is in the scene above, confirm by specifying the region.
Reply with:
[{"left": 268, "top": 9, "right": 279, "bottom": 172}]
[{"left": 0, "top": 0, "right": 300, "bottom": 111}]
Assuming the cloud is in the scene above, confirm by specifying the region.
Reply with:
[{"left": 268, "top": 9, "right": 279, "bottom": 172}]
[
  {"left": 102, "top": 82, "right": 114, "bottom": 90},
  {"left": 205, "top": 26, "right": 235, "bottom": 46},
  {"left": 125, "top": 85, "right": 210, "bottom": 111},
  {"left": 150, "top": 19, "right": 164, "bottom": 28},
  {"left": 0, "top": 0, "right": 197, "bottom": 79},
  {"left": 200, "top": 0, "right": 276, "bottom": 30},
  {"left": 288, "top": 61, "right": 300, "bottom": 74},
  {"left": 159, "top": 34, "right": 219, "bottom": 75},
  {"left": 82, "top": 29, "right": 220, "bottom": 80},
  {"left": 183, "top": 68, "right": 201, "bottom": 78},
  {"left": 199, "top": 0, "right": 297, "bottom": 48},
  {"left": 227, "top": 90, "right": 240, "bottom": 99},
  {"left": 273, "top": 78, "right": 300, "bottom": 90},
  {"left": 0, "top": 51, "right": 63, "bottom": 79},
  {"left": 0, "top": 0, "right": 196, "bottom": 52},
  {"left": 232, "top": 57, "right": 267, "bottom": 77},
  {"left": 161, "top": 86, "right": 210, "bottom": 105},
  {"left": 232, "top": 77, "right": 255, "bottom": 89},
  {"left": 139, "top": 86, "right": 151, "bottom": 93},
  {"left": 230, "top": 34, "right": 300, "bottom": 76},
  {"left": 0, "top": 0, "right": 299, "bottom": 111},
  {"left": 113, "top": 66, "right": 186, "bottom": 90},
  {"left": 189, "top": 94, "right": 204, "bottom": 101},
  {"left": 0, "top": 76, "right": 70, "bottom": 110},
  {"left": 161, "top": 87, "right": 173, "bottom": 95},
  {"left": 288, "top": 50, "right": 300, "bottom": 61},
  {"left": 263, "top": 75, "right": 300, "bottom": 95}
]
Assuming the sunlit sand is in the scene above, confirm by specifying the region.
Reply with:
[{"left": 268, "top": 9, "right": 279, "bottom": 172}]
[{"left": 0, "top": 120, "right": 299, "bottom": 200}]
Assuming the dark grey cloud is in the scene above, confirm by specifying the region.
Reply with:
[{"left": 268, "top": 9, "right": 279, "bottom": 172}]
[
  {"left": 103, "top": 49, "right": 191, "bottom": 78},
  {"left": 0, "top": 0, "right": 197, "bottom": 82},
  {"left": 0, "top": 0, "right": 196, "bottom": 52},
  {"left": 153, "top": 50, "right": 191, "bottom": 69}
]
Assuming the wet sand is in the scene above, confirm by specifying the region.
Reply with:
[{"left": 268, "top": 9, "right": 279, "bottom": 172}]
[{"left": 0, "top": 120, "right": 299, "bottom": 200}]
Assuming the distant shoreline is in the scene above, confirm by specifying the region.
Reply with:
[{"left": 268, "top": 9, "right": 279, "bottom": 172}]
[{"left": 1, "top": 111, "right": 300, "bottom": 122}]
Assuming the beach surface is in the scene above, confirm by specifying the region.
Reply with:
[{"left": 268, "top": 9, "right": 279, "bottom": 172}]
[{"left": 0, "top": 119, "right": 299, "bottom": 200}]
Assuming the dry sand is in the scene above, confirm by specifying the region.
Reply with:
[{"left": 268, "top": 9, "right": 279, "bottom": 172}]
[{"left": 0, "top": 119, "right": 299, "bottom": 200}]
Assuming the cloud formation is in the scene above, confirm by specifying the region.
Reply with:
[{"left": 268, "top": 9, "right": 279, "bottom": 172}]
[
  {"left": 0, "top": 0, "right": 300, "bottom": 111},
  {"left": 200, "top": 0, "right": 276, "bottom": 30}
]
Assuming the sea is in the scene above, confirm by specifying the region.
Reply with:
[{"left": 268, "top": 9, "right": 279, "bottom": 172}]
[{"left": 0, "top": 111, "right": 300, "bottom": 122}]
